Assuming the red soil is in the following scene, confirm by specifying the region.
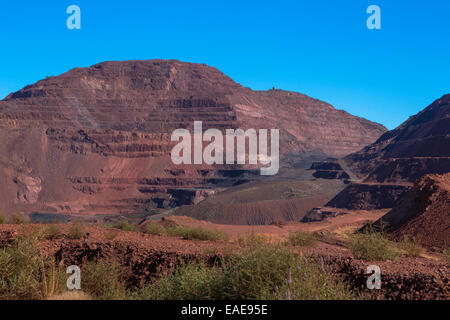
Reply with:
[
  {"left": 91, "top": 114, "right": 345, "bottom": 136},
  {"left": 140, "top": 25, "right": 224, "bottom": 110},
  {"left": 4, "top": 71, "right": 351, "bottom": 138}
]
[{"left": 378, "top": 173, "right": 450, "bottom": 249}]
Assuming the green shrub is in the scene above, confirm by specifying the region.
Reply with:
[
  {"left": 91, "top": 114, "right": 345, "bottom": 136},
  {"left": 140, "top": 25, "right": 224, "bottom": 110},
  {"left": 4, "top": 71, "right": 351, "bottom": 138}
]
[
  {"left": 44, "top": 224, "right": 62, "bottom": 240},
  {"left": 105, "top": 229, "right": 119, "bottom": 240},
  {"left": 288, "top": 230, "right": 317, "bottom": 247},
  {"left": 0, "top": 237, "right": 41, "bottom": 299},
  {"left": 348, "top": 232, "right": 400, "bottom": 261},
  {"left": 40, "top": 258, "right": 67, "bottom": 300},
  {"left": 134, "top": 262, "right": 222, "bottom": 300},
  {"left": 167, "top": 226, "right": 228, "bottom": 241},
  {"left": 398, "top": 236, "right": 421, "bottom": 258},
  {"left": 81, "top": 260, "right": 128, "bottom": 300},
  {"left": 236, "top": 234, "right": 269, "bottom": 247},
  {"left": 220, "top": 245, "right": 352, "bottom": 300},
  {"left": 0, "top": 211, "right": 6, "bottom": 224},
  {"left": 0, "top": 237, "right": 66, "bottom": 300},
  {"left": 0, "top": 237, "right": 127, "bottom": 300},
  {"left": 67, "top": 222, "right": 84, "bottom": 240},
  {"left": 138, "top": 245, "right": 355, "bottom": 300},
  {"left": 0, "top": 238, "right": 357, "bottom": 300},
  {"left": 108, "top": 220, "right": 138, "bottom": 232},
  {"left": 11, "top": 212, "right": 28, "bottom": 224},
  {"left": 146, "top": 223, "right": 166, "bottom": 236}
]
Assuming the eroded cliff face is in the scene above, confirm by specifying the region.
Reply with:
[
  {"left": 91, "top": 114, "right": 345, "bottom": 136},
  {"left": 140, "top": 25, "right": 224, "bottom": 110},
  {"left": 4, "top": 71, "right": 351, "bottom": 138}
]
[{"left": 0, "top": 60, "right": 386, "bottom": 216}]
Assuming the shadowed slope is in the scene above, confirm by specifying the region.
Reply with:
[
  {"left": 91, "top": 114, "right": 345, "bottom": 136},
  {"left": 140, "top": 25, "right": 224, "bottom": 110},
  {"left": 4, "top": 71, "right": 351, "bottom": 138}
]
[
  {"left": 326, "top": 95, "right": 450, "bottom": 211},
  {"left": 375, "top": 173, "right": 450, "bottom": 249}
]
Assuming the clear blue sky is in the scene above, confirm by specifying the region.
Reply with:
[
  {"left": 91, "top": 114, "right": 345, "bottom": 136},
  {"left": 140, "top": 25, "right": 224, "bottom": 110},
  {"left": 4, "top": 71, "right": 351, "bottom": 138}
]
[{"left": 1, "top": 0, "right": 449, "bottom": 129}]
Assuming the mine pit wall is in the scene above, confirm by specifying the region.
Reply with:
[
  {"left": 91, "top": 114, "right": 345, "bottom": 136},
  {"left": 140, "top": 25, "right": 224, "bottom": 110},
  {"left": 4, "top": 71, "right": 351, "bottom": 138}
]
[
  {"left": 364, "top": 158, "right": 450, "bottom": 184},
  {"left": 326, "top": 183, "right": 411, "bottom": 210},
  {"left": 0, "top": 123, "right": 271, "bottom": 216}
]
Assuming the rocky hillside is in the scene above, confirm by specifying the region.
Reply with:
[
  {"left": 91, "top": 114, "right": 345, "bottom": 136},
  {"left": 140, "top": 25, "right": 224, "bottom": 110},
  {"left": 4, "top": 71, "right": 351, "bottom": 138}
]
[
  {"left": 345, "top": 94, "right": 450, "bottom": 183},
  {"left": 0, "top": 60, "right": 385, "bottom": 216},
  {"left": 326, "top": 95, "right": 450, "bottom": 211},
  {"left": 375, "top": 173, "right": 450, "bottom": 249}
]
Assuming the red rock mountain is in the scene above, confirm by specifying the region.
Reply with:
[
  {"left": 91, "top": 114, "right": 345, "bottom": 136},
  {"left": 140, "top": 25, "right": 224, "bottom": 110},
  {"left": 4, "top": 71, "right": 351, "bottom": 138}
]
[
  {"left": 326, "top": 95, "right": 450, "bottom": 210},
  {"left": 0, "top": 60, "right": 385, "bottom": 216},
  {"left": 376, "top": 173, "right": 450, "bottom": 249},
  {"left": 345, "top": 94, "right": 450, "bottom": 183}
]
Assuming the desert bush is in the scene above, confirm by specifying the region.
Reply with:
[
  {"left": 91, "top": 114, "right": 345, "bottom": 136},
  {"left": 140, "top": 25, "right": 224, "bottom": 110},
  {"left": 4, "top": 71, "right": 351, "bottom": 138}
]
[
  {"left": 81, "top": 260, "right": 128, "bottom": 300},
  {"left": 0, "top": 237, "right": 65, "bottom": 300},
  {"left": 108, "top": 220, "right": 138, "bottom": 232},
  {"left": 146, "top": 222, "right": 166, "bottom": 236},
  {"left": 347, "top": 232, "right": 400, "bottom": 261},
  {"left": 138, "top": 245, "right": 354, "bottom": 300},
  {"left": 0, "top": 237, "right": 356, "bottom": 300},
  {"left": 443, "top": 248, "right": 450, "bottom": 264},
  {"left": 40, "top": 258, "right": 67, "bottom": 299},
  {"left": 167, "top": 225, "right": 228, "bottom": 241},
  {"left": 67, "top": 222, "right": 84, "bottom": 240},
  {"left": 288, "top": 230, "right": 317, "bottom": 247},
  {"left": 135, "top": 262, "right": 222, "bottom": 300},
  {"left": 220, "top": 245, "right": 352, "bottom": 300},
  {"left": 0, "top": 237, "right": 41, "bottom": 299},
  {"left": 11, "top": 212, "right": 28, "bottom": 224},
  {"left": 398, "top": 236, "right": 421, "bottom": 258},
  {"left": 105, "top": 229, "right": 119, "bottom": 240},
  {"left": 0, "top": 236, "right": 128, "bottom": 300},
  {"left": 43, "top": 224, "right": 62, "bottom": 240},
  {"left": 0, "top": 211, "right": 6, "bottom": 224},
  {"left": 236, "top": 234, "right": 270, "bottom": 247}
]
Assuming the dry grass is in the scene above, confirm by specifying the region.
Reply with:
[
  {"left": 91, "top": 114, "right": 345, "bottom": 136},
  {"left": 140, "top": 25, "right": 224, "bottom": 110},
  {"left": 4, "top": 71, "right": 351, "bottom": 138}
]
[
  {"left": 398, "top": 236, "right": 422, "bottom": 258},
  {"left": 80, "top": 259, "right": 128, "bottom": 300},
  {"left": 443, "top": 248, "right": 450, "bottom": 264},
  {"left": 40, "top": 258, "right": 66, "bottom": 299},
  {"left": 166, "top": 225, "right": 229, "bottom": 241},
  {"left": 67, "top": 222, "right": 84, "bottom": 240},
  {"left": 138, "top": 244, "right": 356, "bottom": 300},
  {"left": 347, "top": 232, "right": 400, "bottom": 261},
  {"left": 0, "top": 211, "right": 6, "bottom": 224},
  {"left": 145, "top": 222, "right": 166, "bottom": 236},
  {"left": 11, "top": 212, "right": 28, "bottom": 224},
  {"left": 107, "top": 220, "right": 138, "bottom": 232},
  {"left": 236, "top": 234, "right": 270, "bottom": 247},
  {"left": 288, "top": 230, "right": 317, "bottom": 247},
  {"left": 105, "top": 229, "right": 119, "bottom": 240},
  {"left": 0, "top": 236, "right": 66, "bottom": 300},
  {"left": 43, "top": 224, "right": 62, "bottom": 240}
]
